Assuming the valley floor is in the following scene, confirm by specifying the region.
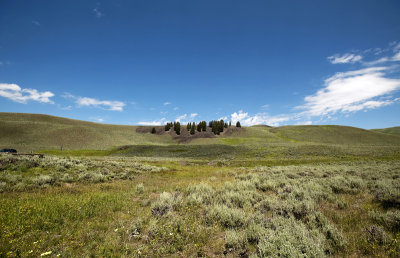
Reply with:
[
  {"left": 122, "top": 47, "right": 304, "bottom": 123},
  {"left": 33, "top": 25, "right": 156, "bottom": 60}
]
[{"left": 1, "top": 152, "right": 400, "bottom": 257}]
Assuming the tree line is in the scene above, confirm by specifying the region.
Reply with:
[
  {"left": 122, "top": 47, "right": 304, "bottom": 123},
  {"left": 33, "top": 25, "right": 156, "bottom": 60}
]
[{"left": 152, "top": 120, "right": 241, "bottom": 135}]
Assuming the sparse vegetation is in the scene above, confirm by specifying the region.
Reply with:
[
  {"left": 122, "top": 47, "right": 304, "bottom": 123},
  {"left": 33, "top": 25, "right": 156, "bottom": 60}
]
[{"left": 0, "top": 113, "right": 400, "bottom": 257}]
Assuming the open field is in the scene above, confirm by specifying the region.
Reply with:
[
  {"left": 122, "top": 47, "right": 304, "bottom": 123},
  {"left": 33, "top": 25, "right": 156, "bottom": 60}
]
[{"left": 1, "top": 113, "right": 400, "bottom": 257}]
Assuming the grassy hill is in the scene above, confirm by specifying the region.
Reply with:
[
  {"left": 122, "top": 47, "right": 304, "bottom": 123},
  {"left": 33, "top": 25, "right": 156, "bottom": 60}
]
[
  {"left": 1, "top": 113, "right": 400, "bottom": 153},
  {"left": 0, "top": 112, "right": 174, "bottom": 151},
  {"left": 371, "top": 126, "right": 400, "bottom": 136},
  {"left": 270, "top": 125, "right": 400, "bottom": 145}
]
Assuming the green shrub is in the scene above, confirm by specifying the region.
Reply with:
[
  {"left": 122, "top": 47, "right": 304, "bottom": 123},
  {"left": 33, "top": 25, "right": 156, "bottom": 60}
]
[
  {"left": 369, "top": 210, "right": 400, "bottom": 232},
  {"left": 225, "top": 230, "right": 247, "bottom": 251},
  {"left": 257, "top": 217, "right": 325, "bottom": 257},
  {"left": 246, "top": 222, "right": 266, "bottom": 244},
  {"left": 135, "top": 183, "right": 144, "bottom": 194},
  {"left": 151, "top": 192, "right": 182, "bottom": 216},
  {"left": 365, "top": 225, "right": 391, "bottom": 245},
  {"left": 206, "top": 204, "right": 247, "bottom": 228},
  {"left": 186, "top": 182, "right": 215, "bottom": 205}
]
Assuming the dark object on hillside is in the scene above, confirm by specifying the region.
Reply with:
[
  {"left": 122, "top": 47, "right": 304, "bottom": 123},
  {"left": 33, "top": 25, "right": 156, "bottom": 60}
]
[
  {"left": 236, "top": 121, "right": 241, "bottom": 127},
  {"left": 151, "top": 127, "right": 156, "bottom": 134},
  {"left": 0, "top": 148, "right": 17, "bottom": 153}
]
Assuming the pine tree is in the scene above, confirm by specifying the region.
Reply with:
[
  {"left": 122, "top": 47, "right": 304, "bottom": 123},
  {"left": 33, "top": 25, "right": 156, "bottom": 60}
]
[
  {"left": 190, "top": 125, "right": 195, "bottom": 135},
  {"left": 229, "top": 121, "right": 231, "bottom": 127},
  {"left": 175, "top": 122, "right": 181, "bottom": 135},
  {"left": 202, "top": 121, "right": 207, "bottom": 131},
  {"left": 197, "top": 123, "right": 201, "bottom": 132},
  {"left": 236, "top": 121, "right": 241, "bottom": 127},
  {"left": 224, "top": 123, "right": 228, "bottom": 128},
  {"left": 151, "top": 127, "right": 156, "bottom": 134},
  {"left": 187, "top": 123, "right": 191, "bottom": 130}
]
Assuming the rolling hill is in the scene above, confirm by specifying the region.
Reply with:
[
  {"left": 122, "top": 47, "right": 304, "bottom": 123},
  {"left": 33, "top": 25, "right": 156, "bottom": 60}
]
[
  {"left": 371, "top": 126, "right": 400, "bottom": 136},
  {"left": 0, "top": 112, "right": 174, "bottom": 151},
  {"left": 1, "top": 113, "right": 400, "bottom": 152},
  {"left": 270, "top": 125, "right": 400, "bottom": 145}
]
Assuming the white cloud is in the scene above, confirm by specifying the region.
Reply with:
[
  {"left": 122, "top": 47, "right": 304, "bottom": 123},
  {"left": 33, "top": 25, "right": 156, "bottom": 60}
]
[
  {"left": 173, "top": 107, "right": 179, "bottom": 111},
  {"left": 261, "top": 104, "right": 269, "bottom": 110},
  {"left": 328, "top": 53, "right": 362, "bottom": 64},
  {"left": 392, "top": 52, "right": 400, "bottom": 61},
  {"left": 175, "top": 114, "right": 187, "bottom": 122},
  {"left": 90, "top": 117, "right": 105, "bottom": 123},
  {"left": 190, "top": 113, "right": 198, "bottom": 118},
  {"left": 297, "top": 67, "right": 400, "bottom": 117},
  {"left": 138, "top": 118, "right": 166, "bottom": 126},
  {"left": 231, "top": 110, "right": 290, "bottom": 126},
  {"left": 295, "top": 121, "right": 313, "bottom": 125},
  {"left": 218, "top": 116, "right": 228, "bottom": 121},
  {"left": 163, "top": 102, "right": 171, "bottom": 106},
  {"left": 363, "top": 57, "right": 390, "bottom": 66},
  {"left": 76, "top": 97, "right": 125, "bottom": 111},
  {"left": 0, "top": 83, "right": 54, "bottom": 104},
  {"left": 32, "top": 20, "right": 40, "bottom": 26}
]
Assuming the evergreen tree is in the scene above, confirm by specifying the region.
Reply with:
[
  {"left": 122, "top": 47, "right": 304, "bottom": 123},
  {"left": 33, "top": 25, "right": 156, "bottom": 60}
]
[
  {"left": 229, "top": 121, "right": 231, "bottom": 127},
  {"left": 224, "top": 123, "right": 228, "bottom": 128},
  {"left": 190, "top": 125, "right": 195, "bottom": 135},
  {"left": 187, "top": 123, "right": 191, "bottom": 130},
  {"left": 236, "top": 121, "right": 241, "bottom": 127},
  {"left": 202, "top": 121, "right": 207, "bottom": 131},
  {"left": 151, "top": 127, "right": 156, "bottom": 134},
  {"left": 175, "top": 122, "right": 181, "bottom": 135},
  {"left": 197, "top": 122, "right": 202, "bottom": 132}
]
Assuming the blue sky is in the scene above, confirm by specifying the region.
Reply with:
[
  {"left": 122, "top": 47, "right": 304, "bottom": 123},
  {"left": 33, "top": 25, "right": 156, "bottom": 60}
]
[{"left": 1, "top": 0, "right": 400, "bottom": 129}]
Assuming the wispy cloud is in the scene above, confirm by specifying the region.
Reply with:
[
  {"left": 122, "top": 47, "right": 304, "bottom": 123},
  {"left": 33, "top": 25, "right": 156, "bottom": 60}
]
[
  {"left": 93, "top": 4, "right": 104, "bottom": 18},
  {"left": 138, "top": 118, "right": 166, "bottom": 126},
  {"left": 64, "top": 93, "right": 125, "bottom": 111},
  {"left": 163, "top": 102, "right": 171, "bottom": 106},
  {"left": 76, "top": 97, "right": 125, "bottom": 111},
  {"left": 0, "top": 83, "right": 54, "bottom": 104},
  {"left": 175, "top": 114, "right": 187, "bottom": 122},
  {"left": 296, "top": 66, "right": 400, "bottom": 117},
  {"left": 328, "top": 53, "right": 362, "bottom": 64},
  {"left": 32, "top": 20, "right": 40, "bottom": 26},
  {"left": 190, "top": 113, "right": 198, "bottom": 118},
  {"left": 173, "top": 107, "right": 179, "bottom": 111}
]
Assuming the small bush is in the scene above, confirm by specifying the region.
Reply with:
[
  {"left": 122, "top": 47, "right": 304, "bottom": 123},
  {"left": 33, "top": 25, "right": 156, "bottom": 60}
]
[
  {"left": 365, "top": 225, "right": 391, "bottom": 245},
  {"left": 206, "top": 204, "right": 247, "bottom": 228},
  {"left": 225, "top": 230, "right": 247, "bottom": 251},
  {"left": 151, "top": 192, "right": 182, "bottom": 216},
  {"left": 135, "top": 183, "right": 144, "bottom": 194}
]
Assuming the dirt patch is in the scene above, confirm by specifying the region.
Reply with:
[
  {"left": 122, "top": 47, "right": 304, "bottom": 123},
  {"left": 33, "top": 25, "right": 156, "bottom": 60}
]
[
  {"left": 221, "top": 127, "right": 245, "bottom": 136},
  {"left": 135, "top": 126, "right": 165, "bottom": 135}
]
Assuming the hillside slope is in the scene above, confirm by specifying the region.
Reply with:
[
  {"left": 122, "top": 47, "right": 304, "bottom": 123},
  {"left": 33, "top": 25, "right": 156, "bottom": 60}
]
[
  {"left": 371, "top": 127, "right": 400, "bottom": 136},
  {"left": 0, "top": 113, "right": 174, "bottom": 151},
  {"left": 1, "top": 113, "right": 400, "bottom": 152},
  {"left": 270, "top": 125, "right": 400, "bottom": 145}
]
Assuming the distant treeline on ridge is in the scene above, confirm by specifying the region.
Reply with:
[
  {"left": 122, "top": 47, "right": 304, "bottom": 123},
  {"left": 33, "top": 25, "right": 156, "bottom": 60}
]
[{"left": 159, "top": 120, "right": 241, "bottom": 135}]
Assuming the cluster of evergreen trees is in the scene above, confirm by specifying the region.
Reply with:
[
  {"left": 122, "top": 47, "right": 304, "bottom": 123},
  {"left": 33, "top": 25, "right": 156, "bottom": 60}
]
[{"left": 162, "top": 119, "right": 241, "bottom": 135}]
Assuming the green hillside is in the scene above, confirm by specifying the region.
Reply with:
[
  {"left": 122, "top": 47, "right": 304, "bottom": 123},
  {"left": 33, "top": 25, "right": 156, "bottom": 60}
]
[
  {"left": 0, "top": 112, "right": 174, "bottom": 151},
  {"left": 1, "top": 113, "right": 400, "bottom": 153},
  {"left": 371, "top": 126, "right": 400, "bottom": 136},
  {"left": 270, "top": 125, "right": 400, "bottom": 145}
]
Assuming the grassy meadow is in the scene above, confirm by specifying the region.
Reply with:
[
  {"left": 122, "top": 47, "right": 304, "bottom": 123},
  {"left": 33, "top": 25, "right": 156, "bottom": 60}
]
[{"left": 1, "top": 113, "right": 400, "bottom": 257}]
